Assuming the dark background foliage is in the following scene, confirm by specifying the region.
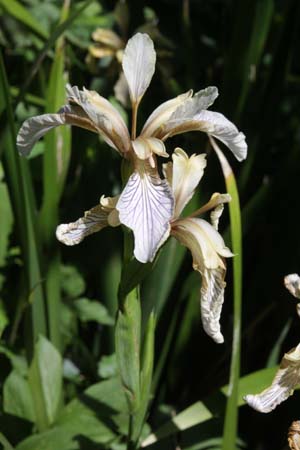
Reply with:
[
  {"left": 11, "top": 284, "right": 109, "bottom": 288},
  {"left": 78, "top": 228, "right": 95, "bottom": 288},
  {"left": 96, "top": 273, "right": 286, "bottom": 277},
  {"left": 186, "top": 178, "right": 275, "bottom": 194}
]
[{"left": 1, "top": 0, "right": 300, "bottom": 449}]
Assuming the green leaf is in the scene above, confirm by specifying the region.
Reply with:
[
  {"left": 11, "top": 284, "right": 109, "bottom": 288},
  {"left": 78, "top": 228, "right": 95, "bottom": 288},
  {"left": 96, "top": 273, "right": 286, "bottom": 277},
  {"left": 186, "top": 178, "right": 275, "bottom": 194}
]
[
  {"left": 0, "top": 0, "right": 49, "bottom": 39},
  {"left": 221, "top": 0, "right": 274, "bottom": 119},
  {"left": 0, "top": 300, "right": 9, "bottom": 337},
  {"left": 3, "top": 370, "right": 35, "bottom": 422},
  {"left": 16, "top": 377, "right": 128, "bottom": 450},
  {"left": 115, "top": 289, "right": 141, "bottom": 413},
  {"left": 132, "top": 312, "right": 156, "bottom": 444},
  {"left": 0, "top": 432, "right": 15, "bottom": 450},
  {"left": 28, "top": 335, "right": 63, "bottom": 431},
  {"left": 0, "top": 165, "right": 13, "bottom": 267},
  {"left": 141, "top": 367, "right": 277, "bottom": 447},
  {"left": 61, "top": 265, "right": 86, "bottom": 299},
  {"left": 97, "top": 353, "right": 118, "bottom": 379},
  {"left": 0, "top": 51, "right": 47, "bottom": 349},
  {"left": 73, "top": 298, "right": 114, "bottom": 325},
  {"left": 209, "top": 139, "right": 242, "bottom": 450}
]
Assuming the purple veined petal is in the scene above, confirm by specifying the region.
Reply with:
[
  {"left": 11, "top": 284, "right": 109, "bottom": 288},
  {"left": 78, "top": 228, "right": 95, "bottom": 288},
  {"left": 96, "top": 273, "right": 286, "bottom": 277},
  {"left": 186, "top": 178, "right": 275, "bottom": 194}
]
[{"left": 116, "top": 163, "right": 174, "bottom": 263}]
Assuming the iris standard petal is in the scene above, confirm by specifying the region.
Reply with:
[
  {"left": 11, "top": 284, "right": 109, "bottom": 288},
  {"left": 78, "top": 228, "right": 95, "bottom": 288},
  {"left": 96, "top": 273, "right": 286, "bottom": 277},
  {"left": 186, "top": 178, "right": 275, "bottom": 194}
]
[
  {"left": 171, "top": 148, "right": 207, "bottom": 218},
  {"left": 244, "top": 344, "right": 300, "bottom": 413},
  {"left": 141, "top": 90, "right": 193, "bottom": 137},
  {"left": 122, "top": 33, "right": 156, "bottom": 105},
  {"left": 116, "top": 162, "right": 174, "bottom": 263},
  {"left": 172, "top": 218, "right": 232, "bottom": 343}
]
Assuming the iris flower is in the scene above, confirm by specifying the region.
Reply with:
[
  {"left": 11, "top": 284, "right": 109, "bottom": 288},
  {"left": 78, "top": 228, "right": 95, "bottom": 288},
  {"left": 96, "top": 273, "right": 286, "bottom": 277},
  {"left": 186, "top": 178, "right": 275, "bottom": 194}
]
[
  {"left": 244, "top": 273, "right": 300, "bottom": 413},
  {"left": 55, "top": 148, "right": 233, "bottom": 343},
  {"left": 17, "top": 32, "right": 247, "bottom": 264}
]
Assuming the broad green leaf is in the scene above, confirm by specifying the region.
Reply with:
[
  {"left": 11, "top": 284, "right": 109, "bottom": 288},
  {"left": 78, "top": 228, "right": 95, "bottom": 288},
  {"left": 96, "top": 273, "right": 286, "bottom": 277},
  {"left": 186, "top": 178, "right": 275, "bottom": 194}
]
[
  {"left": 3, "top": 370, "right": 35, "bottom": 422},
  {"left": 115, "top": 289, "right": 141, "bottom": 413},
  {"left": 141, "top": 367, "right": 277, "bottom": 447},
  {"left": 73, "top": 298, "right": 114, "bottom": 325},
  {"left": 0, "top": 345, "right": 28, "bottom": 375},
  {"left": 0, "top": 0, "right": 49, "bottom": 39},
  {"left": 16, "top": 377, "right": 128, "bottom": 450},
  {"left": 210, "top": 138, "right": 242, "bottom": 450},
  {"left": 28, "top": 335, "right": 63, "bottom": 431}
]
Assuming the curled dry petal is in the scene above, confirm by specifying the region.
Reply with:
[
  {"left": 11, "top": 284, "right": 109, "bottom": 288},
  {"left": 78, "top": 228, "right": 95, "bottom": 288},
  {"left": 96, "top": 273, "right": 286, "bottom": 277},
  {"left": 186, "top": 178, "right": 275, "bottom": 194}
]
[
  {"left": 244, "top": 344, "right": 300, "bottom": 413},
  {"left": 122, "top": 33, "right": 156, "bottom": 105},
  {"left": 56, "top": 205, "right": 110, "bottom": 246},
  {"left": 116, "top": 161, "right": 174, "bottom": 263},
  {"left": 56, "top": 195, "right": 120, "bottom": 246},
  {"left": 169, "top": 148, "right": 207, "bottom": 219},
  {"left": 171, "top": 218, "right": 232, "bottom": 343},
  {"left": 285, "top": 274, "right": 300, "bottom": 300}
]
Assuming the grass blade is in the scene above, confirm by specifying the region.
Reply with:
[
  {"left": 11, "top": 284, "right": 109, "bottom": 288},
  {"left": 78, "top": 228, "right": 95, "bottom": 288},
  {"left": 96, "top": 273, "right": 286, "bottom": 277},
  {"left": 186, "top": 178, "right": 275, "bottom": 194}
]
[
  {"left": 0, "top": 0, "right": 49, "bottom": 39},
  {"left": 210, "top": 138, "right": 242, "bottom": 450},
  {"left": 39, "top": 0, "right": 71, "bottom": 352},
  {"left": 141, "top": 367, "right": 277, "bottom": 447},
  {"left": 0, "top": 51, "right": 47, "bottom": 352}
]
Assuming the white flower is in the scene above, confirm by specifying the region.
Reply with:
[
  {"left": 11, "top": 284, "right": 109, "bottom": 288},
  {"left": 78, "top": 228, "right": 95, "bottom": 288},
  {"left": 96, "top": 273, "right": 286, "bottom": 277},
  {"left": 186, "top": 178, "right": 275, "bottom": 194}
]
[
  {"left": 244, "top": 273, "right": 300, "bottom": 413},
  {"left": 17, "top": 33, "right": 247, "bottom": 264}
]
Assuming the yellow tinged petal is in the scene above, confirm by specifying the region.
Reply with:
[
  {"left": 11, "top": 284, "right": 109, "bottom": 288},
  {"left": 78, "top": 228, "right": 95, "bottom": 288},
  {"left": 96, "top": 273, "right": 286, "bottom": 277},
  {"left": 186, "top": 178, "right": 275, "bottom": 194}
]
[
  {"left": 172, "top": 217, "right": 232, "bottom": 343},
  {"left": 91, "top": 28, "right": 123, "bottom": 49},
  {"left": 171, "top": 148, "right": 207, "bottom": 218},
  {"left": 141, "top": 90, "right": 193, "bottom": 137}
]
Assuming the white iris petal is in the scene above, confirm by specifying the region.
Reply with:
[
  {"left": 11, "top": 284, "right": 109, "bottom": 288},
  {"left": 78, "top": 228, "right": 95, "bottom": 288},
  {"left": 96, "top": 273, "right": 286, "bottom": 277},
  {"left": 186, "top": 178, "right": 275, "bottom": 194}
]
[
  {"left": 172, "top": 218, "right": 232, "bottom": 343},
  {"left": 116, "top": 164, "right": 174, "bottom": 263},
  {"left": 122, "top": 33, "right": 156, "bottom": 105}
]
